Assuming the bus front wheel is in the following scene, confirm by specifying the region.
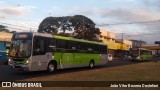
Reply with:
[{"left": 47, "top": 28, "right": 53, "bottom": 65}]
[{"left": 47, "top": 62, "right": 57, "bottom": 73}]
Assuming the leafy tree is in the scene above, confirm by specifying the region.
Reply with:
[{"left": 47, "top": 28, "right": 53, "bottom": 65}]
[
  {"left": 38, "top": 16, "right": 73, "bottom": 34},
  {"left": 0, "top": 25, "right": 17, "bottom": 33},
  {"left": 70, "top": 15, "right": 101, "bottom": 41},
  {"left": 38, "top": 15, "right": 101, "bottom": 41},
  {"left": 9, "top": 31, "right": 17, "bottom": 33},
  {"left": 0, "top": 25, "right": 10, "bottom": 32}
]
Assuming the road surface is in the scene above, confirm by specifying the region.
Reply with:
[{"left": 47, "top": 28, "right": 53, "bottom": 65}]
[{"left": 0, "top": 59, "right": 141, "bottom": 81}]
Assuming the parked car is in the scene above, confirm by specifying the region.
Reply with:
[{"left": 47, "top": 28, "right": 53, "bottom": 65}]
[{"left": 108, "top": 54, "right": 113, "bottom": 61}]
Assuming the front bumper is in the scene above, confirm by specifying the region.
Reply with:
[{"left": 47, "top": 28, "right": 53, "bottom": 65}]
[{"left": 9, "top": 63, "right": 29, "bottom": 71}]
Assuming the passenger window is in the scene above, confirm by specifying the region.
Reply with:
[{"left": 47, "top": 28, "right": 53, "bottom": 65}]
[
  {"left": 33, "top": 37, "right": 46, "bottom": 55},
  {"left": 57, "top": 39, "right": 66, "bottom": 49},
  {"left": 67, "top": 41, "right": 78, "bottom": 50},
  {"left": 87, "top": 44, "right": 93, "bottom": 51},
  {"left": 93, "top": 44, "right": 99, "bottom": 53},
  {"left": 48, "top": 38, "right": 56, "bottom": 51},
  {"left": 79, "top": 42, "right": 86, "bottom": 50}
]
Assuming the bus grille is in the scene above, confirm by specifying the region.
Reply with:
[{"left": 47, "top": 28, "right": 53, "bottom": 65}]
[{"left": 13, "top": 58, "right": 25, "bottom": 61}]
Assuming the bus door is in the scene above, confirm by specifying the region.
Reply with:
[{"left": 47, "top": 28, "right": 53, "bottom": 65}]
[
  {"left": 31, "top": 36, "right": 51, "bottom": 71},
  {"left": 57, "top": 40, "right": 74, "bottom": 68},
  {"left": 61, "top": 52, "right": 73, "bottom": 68}
]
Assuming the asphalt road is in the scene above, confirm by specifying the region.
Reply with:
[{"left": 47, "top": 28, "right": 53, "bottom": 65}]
[{"left": 0, "top": 59, "right": 141, "bottom": 81}]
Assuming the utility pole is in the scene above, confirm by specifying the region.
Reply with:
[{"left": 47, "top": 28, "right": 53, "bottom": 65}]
[
  {"left": 121, "top": 33, "right": 125, "bottom": 58},
  {"left": 139, "top": 39, "right": 142, "bottom": 48}
]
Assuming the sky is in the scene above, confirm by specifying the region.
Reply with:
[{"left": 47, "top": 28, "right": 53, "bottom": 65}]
[{"left": 0, "top": 0, "right": 160, "bottom": 45}]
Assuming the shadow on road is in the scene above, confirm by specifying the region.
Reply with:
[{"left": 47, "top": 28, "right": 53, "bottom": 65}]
[{"left": 0, "top": 59, "right": 152, "bottom": 81}]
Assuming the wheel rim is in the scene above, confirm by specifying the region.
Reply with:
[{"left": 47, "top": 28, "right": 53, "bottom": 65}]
[
  {"left": 49, "top": 64, "right": 54, "bottom": 72},
  {"left": 90, "top": 62, "right": 94, "bottom": 68}
]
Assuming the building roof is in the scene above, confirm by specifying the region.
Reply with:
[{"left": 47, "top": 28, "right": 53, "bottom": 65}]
[
  {"left": 140, "top": 46, "right": 160, "bottom": 50},
  {"left": 0, "top": 32, "right": 13, "bottom": 42}
]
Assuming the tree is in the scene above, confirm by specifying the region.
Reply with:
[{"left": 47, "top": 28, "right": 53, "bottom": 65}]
[
  {"left": 70, "top": 15, "right": 101, "bottom": 41},
  {"left": 38, "top": 16, "right": 73, "bottom": 34},
  {"left": 38, "top": 15, "right": 101, "bottom": 41},
  {"left": 0, "top": 25, "right": 10, "bottom": 32},
  {"left": 9, "top": 31, "right": 17, "bottom": 33}
]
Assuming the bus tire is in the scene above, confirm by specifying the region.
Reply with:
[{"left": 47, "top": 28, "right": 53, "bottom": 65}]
[
  {"left": 89, "top": 60, "right": 94, "bottom": 69},
  {"left": 47, "top": 61, "right": 57, "bottom": 73}
]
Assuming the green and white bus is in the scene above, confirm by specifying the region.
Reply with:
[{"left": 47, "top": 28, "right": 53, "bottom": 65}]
[
  {"left": 8, "top": 32, "right": 108, "bottom": 72},
  {"left": 129, "top": 48, "right": 152, "bottom": 61}
]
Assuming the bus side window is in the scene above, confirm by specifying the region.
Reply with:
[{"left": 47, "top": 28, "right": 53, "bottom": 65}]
[
  {"left": 56, "top": 39, "right": 66, "bottom": 51},
  {"left": 33, "top": 37, "right": 45, "bottom": 55},
  {"left": 48, "top": 38, "right": 56, "bottom": 52},
  {"left": 79, "top": 42, "right": 86, "bottom": 50},
  {"left": 87, "top": 44, "right": 93, "bottom": 51},
  {"left": 99, "top": 45, "right": 107, "bottom": 54},
  {"left": 67, "top": 41, "right": 78, "bottom": 50},
  {"left": 93, "top": 44, "right": 99, "bottom": 53}
]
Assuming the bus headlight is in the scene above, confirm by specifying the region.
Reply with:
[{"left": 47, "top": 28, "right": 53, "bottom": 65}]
[
  {"left": 26, "top": 60, "right": 29, "bottom": 64},
  {"left": 136, "top": 57, "right": 140, "bottom": 59},
  {"left": 8, "top": 58, "right": 11, "bottom": 62},
  {"left": 128, "top": 56, "right": 132, "bottom": 59},
  {"left": 8, "top": 58, "right": 13, "bottom": 65}
]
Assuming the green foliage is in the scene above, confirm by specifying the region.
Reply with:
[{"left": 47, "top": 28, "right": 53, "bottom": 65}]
[
  {"left": 38, "top": 15, "right": 101, "bottom": 41},
  {"left": 0, "top": 25, "right": 16, "bottom": 33},
  {"left": 0, "top": 25, "right": 9, "bottom": 32}
]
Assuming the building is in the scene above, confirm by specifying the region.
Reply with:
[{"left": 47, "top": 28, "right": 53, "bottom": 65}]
[
  {"left": 99, "top": 29, "right": 116, "bottom": 57},
  {"left": 116, "top": 39, "right": 132, "bottom": 50},
  {"left": 0, "top": 32, "right": 13, "bottom": 61},
  {"left": 115, "top": 39, "right": 132, "bottom": 58}
]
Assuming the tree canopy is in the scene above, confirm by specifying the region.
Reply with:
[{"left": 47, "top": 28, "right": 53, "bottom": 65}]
[
  {"left": 0, "top": 25, "right": 10, "bottom": 32},
  {"left": 38, "top": 15, "right": 101, "bottom": 41},
  {"left": 0, "top": 25, "right": 16, "bottom": 33}
]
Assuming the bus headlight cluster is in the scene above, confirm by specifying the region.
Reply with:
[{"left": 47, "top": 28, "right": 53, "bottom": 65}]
[
  {"left": 8, "top": 58, "right": 13, "bottom": 65},
  {"left": 8, "top": 58, "right": 11, "bottom": 62},
  {"left": 26, "top": 60, "right": 29, "bottom": 64},
  {"left": 128, "top": 56, "right": 132, "bottom": 59},
  {"left": 136, "top": 57, "right": 140, "bottom": 59}
]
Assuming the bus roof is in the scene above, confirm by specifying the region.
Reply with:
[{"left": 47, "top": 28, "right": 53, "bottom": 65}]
[
  {"left": 53, "top": 35, "right": 106, "bottom": 45},
  {"left": 15, "top": 32, "right": 107, "bottom": 46},
  {"left": 131, "top": 48, "right": 151, "bottom": 51}
]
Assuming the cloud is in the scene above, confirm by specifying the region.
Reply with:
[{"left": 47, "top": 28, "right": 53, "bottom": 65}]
[
  {"left": 0, "top": 5, "right": 38, "bottom": 16},
  {"left": 143, "top": 0, "right": 160, "bottom": 10},
  {"left": 69, "top": 7, "right": 94, "bottom": 16},
  {"left": 70, "top": 7, "right": 160, "bottom": 44},
  {"left": 0, "top": 7, "right": 26, "bottom": 16},
  {"left": 2, "top": 20, "right": 39, "bottom": 32},
  {"left": 0, "top": 13, "right": 4, "bottom": 18},
  {"left": 97, "top": 8, "right": 160, "bottom": 22}
]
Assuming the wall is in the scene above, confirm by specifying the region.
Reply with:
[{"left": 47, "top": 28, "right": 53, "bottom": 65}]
[
  {"left": 99, "top": 29, "right": 116, "bottom": 50},
  {"left": 0, "top": 32, "right": 13, "bottom": 42},
  {"left": 0, "top": 32, "right": 12, "bottom": 60},
  {"left": 116, "top": 39, "right": 132, "bottom": 50},
  {"left": 0, "top": 42, "right": 6, "bottom": 60}
]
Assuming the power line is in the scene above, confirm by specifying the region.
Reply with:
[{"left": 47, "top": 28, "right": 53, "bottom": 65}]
[
  {"left": 105, "top": 19, "right": 160, "bottom": 26},
  {"left": 7, "top": 27, "right": 30, "bottom": 31},
  {"left": 0, "top": 22, "right": 38, "bottom": 30}
]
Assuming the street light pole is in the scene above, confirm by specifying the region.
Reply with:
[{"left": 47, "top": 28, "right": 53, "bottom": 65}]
[{"left": 121, "top": 33, "right": 125, "bottom": 58}]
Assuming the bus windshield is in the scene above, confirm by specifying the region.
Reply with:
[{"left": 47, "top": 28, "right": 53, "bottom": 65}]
[
  {"left": 9, "top": 33, "right": 32, "bottom": 57},
  {"left": 130, "top": 50, "right": 139, "bottom": 57},
  {"left": 9, "top": 39, "right": 32, "bottom": 58}
]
